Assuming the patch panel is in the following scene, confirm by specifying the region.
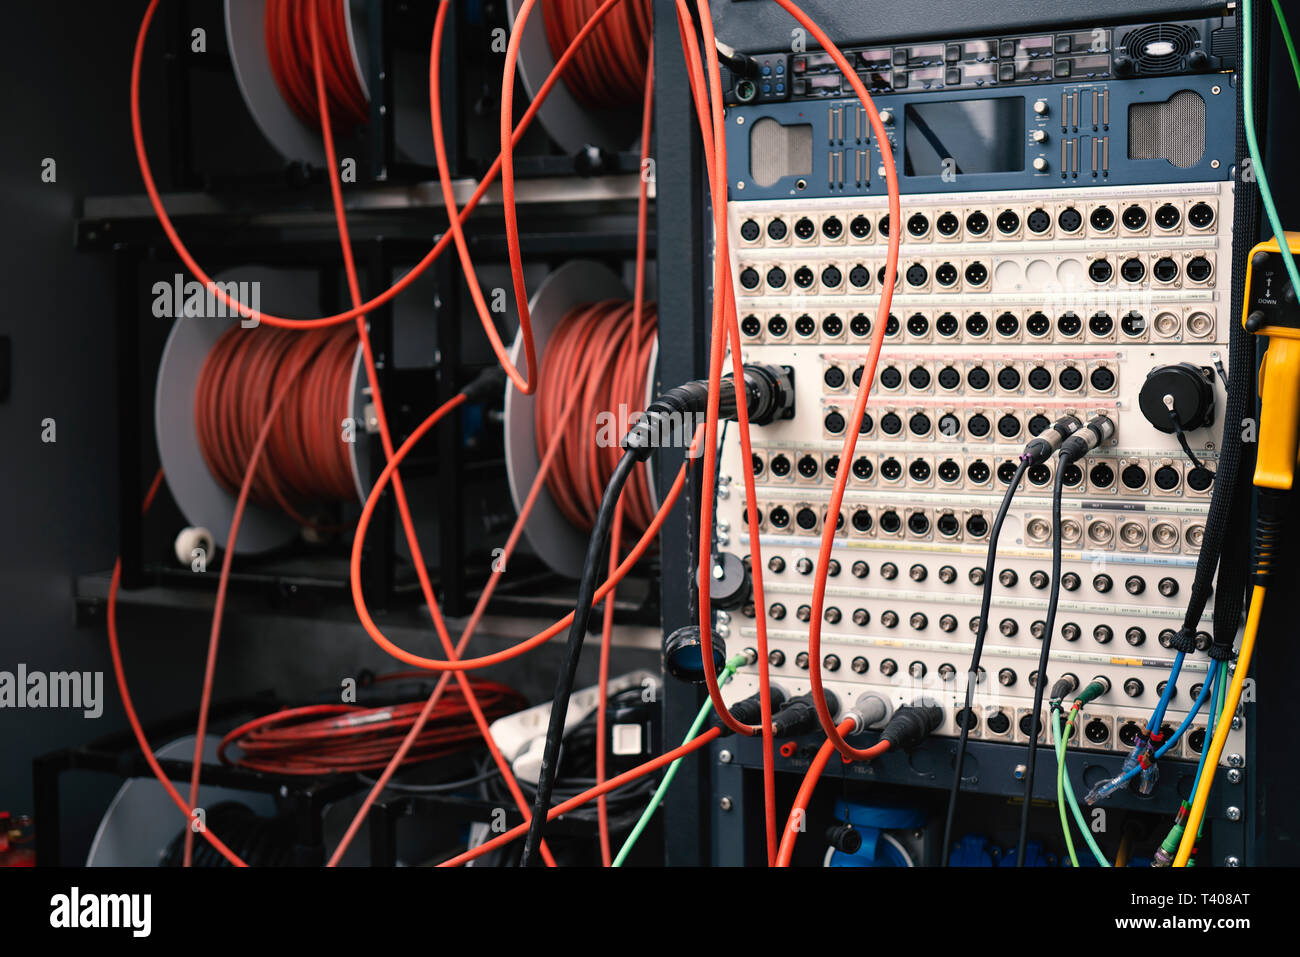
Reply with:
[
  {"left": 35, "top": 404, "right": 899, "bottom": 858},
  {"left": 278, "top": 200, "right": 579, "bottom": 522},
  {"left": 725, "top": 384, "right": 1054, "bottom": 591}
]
[
  {"left": 718, "top": 178, "right": 1236, "bottom": 772},
  {"left": 734, "top": 191, "right": 1223, "bottom": 250},
  {"left": 738, "top": 303, "right": 1222, "bottom": 346}
]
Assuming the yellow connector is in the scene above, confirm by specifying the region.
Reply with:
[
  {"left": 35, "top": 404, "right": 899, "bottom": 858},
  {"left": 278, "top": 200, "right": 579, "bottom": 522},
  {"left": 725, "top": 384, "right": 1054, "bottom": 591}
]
[{"left": 1242, "top": 233, "right": 1300, "bottom": 491}]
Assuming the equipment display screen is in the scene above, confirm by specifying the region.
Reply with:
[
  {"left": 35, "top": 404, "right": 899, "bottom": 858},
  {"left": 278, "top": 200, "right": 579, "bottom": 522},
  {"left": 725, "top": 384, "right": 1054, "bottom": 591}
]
[{"left": 903, "top": 97, "right": 1025, "bottom": 176}]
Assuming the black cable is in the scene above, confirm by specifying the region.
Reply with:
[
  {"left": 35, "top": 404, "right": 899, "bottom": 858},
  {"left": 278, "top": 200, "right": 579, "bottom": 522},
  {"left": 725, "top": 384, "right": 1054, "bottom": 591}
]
[
  {"left": 941, "top": 456, "right": 1029, "bottom": 862},
  {"left": 520, "top": 448, "right": 640, "bottom": 866},
  {"left": 1174, "top": 7, "right": 1261, "bottom": 648},
  {"left": 1016, "top": 462, "right": 1067, "bottom": 865},
  {"left": 1167, "top": 407, "right": 1209, "bottom": 472}
]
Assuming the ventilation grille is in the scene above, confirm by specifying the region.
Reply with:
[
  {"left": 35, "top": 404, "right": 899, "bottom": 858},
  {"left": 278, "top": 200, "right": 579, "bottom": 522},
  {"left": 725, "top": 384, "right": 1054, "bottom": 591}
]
[
  {"left": 1121, "top": 23, "right": 1199, "bottom": 74},
  {"left": 1128, "top": 90, "right": 1206, "bottom": 169}
]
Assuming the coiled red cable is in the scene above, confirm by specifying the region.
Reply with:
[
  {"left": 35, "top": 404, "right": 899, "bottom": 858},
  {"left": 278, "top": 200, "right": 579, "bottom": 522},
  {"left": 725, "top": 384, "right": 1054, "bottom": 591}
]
[
  {"left": 195, "top": 325, "right": 358, "bottom": 525},
  {"left": 534, "top": 299, "right": 657, "bottom": 541},
  {"left": 217, "top": 679, "right": 526, "bottom": 775},
  {"left": 542, "top": 0, "right": 651, "bottom": 108},
  {"left": 265, "top": 0, "right": 368, "bottom": 131}
]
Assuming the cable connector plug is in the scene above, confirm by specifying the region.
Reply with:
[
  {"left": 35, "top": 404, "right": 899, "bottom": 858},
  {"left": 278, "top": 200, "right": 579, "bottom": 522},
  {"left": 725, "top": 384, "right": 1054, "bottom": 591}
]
[
  {"left": 1049, "top": 673, "right": 1080, "bottom": 703},
  {"left": 622, "top": 364, "right": 795, "bottom": 460},
  {"left": 843, "top": 692, "right": 891, "bottom": 735},
  {"left": 461, "top": 365, "right": 507, "bottom": 404},
  {"left": 714, "top": 686, "right": 788, "bottom": 736},
  {"left": 1075, "top": 676, "right": 1111, "bottom": 706},
  {"left": 771, "top": 689, "right": 840, "bottom": 738},
  {"left": 1059, "top": 414, "right": 1116, "bottom": 464},
  {"left": 1023, "top": 414, "right": 1083, "bottom": 465},
  {"left": 879, "top": 699, "right": 944, "bottom": 751}
]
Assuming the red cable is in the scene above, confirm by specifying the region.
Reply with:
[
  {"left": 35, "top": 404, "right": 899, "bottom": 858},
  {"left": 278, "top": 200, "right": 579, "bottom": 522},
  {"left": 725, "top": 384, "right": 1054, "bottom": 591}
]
[
  {"left": 195, "top": 325, "right": 357, "bottom": 524},
  {"left": 775, "top": 720, "right": 888, "bottom": 867},
  {"left": 672, "top": 0, "right": 780, "bottom": 864},
  {"left": 131, "top": 0, "right": 630, "bottom": 340},
  {"left": 265, "top": 0, "right": 367, "bottom": 131},
  {"left": 217, "top": 679, "right": 526, "bottom": 775},
  {"left": 534, "top": 300, "right": 657, "bottom": 538},
  {"left": 763, "top": 0, "right": 902, "bottom": 763},
  {"left": 304, "top": 0, "right": 560, "bottom": 869},
  {"left": 542, "top": 0, "right": 651, "bottom": 109},
  {"left": 106, "top": 471, "right": 248, "bottom": 868}
]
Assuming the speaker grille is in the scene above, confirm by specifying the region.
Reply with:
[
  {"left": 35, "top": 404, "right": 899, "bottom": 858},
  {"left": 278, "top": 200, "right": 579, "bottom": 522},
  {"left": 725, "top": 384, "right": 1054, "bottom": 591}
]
[
  {"left": 749, "top": 118, "right": 813, "bottom": 187},
  {"left": 1128, "top": 90, "right": 1205, "bottom": 169}
]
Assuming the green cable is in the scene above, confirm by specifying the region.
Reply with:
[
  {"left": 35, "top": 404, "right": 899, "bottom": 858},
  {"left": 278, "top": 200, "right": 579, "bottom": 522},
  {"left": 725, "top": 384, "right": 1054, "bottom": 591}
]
[
  {"left": 1274, "top": 0, "right": 1300, "bottom": 91},
  {"left": 1058, "top": 703, "right": 1112, "bottom": 866},
  {"left": 1052, "top": 706, "right": 1080, "bottom": 867},
  {"left": 1245, "top": 0, "right": 1300, "bottom": 295},
  {"left": 612, "top": 652, "right": 749, "bottom": 866}
]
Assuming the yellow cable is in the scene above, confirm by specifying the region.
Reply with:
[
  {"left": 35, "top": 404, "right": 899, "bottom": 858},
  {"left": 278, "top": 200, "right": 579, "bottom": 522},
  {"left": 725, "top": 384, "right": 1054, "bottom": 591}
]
[{"left": 1174, "top": 584, "right": 1265, "bottom": 866}]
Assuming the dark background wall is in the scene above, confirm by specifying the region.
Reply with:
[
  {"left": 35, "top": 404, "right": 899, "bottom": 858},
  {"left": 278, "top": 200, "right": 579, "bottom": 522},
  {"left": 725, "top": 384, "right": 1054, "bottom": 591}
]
[{"left": 1, "top": 0, "right": 164, "bottom": 861}]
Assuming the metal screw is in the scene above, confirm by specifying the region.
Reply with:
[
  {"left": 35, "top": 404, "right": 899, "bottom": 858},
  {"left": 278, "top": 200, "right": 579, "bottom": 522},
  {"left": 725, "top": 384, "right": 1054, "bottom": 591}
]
[
  {"left": 1224, "top": 856, "right": 1240, "bottom": 867},
  {"left": 719, "top": 796, "right": 734, "bottom": 811},
  {"left": 1225, "top": 806, "right": 1241, "bottom": 822},
  {"left": 1227, "top": 769, "right": 1242, "bottom": 784},
  {"left": 1227, "top": 753, "right": 1243, "bottom": 768},
  {"left": 719, "top": 750, "right": 733, "bottom": 764},
  {"left": 1231, "top": 716, "right": 1243, "bottom": 731}
]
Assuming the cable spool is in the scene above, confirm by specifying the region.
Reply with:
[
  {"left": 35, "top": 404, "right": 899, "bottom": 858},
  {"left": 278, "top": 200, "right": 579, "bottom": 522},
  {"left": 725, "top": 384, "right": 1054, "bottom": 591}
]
[
  {"left": 506, "top": 0, "right": 651, "bottom": 156},
  {"left": 503, "top": 261, "right": 658, "bottom": 578},
  {"left": 154, "top": 267, "right": 373, "bottom": 554},
  {"left": 225, "top": 0, "right": 434, "bottom": 166}
]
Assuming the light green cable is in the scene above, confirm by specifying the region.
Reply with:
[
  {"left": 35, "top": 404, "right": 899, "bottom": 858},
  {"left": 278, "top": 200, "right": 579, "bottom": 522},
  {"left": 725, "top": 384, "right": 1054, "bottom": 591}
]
[
  {"left": 1273, "top": 0, "right": 1300, "bottom": 91},
  {"left": 612, "top": 652, "right": 749, "bottom": 866},
  {"left": 1245, "top": 0, "right": 1300, "bottom": 295},
  {"left": 1058, "top": 704, "right": 1111, "bottom": 866},
  {"left": 1052, "top": 707, "right": 1080, "bottom": 867}
]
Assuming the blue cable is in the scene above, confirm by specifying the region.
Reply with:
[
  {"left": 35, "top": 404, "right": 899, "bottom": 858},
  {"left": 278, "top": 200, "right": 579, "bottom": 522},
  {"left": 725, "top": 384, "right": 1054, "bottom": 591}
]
[
  {"left": 1111, "top": 664, "right": 1216, "bottom": 789},
  {"left": 1147, "top": 651, "right": 1184, "bottom": 732},
  {"left": 1188, "top": 661, "right": 1226, "bottom": 799}
]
